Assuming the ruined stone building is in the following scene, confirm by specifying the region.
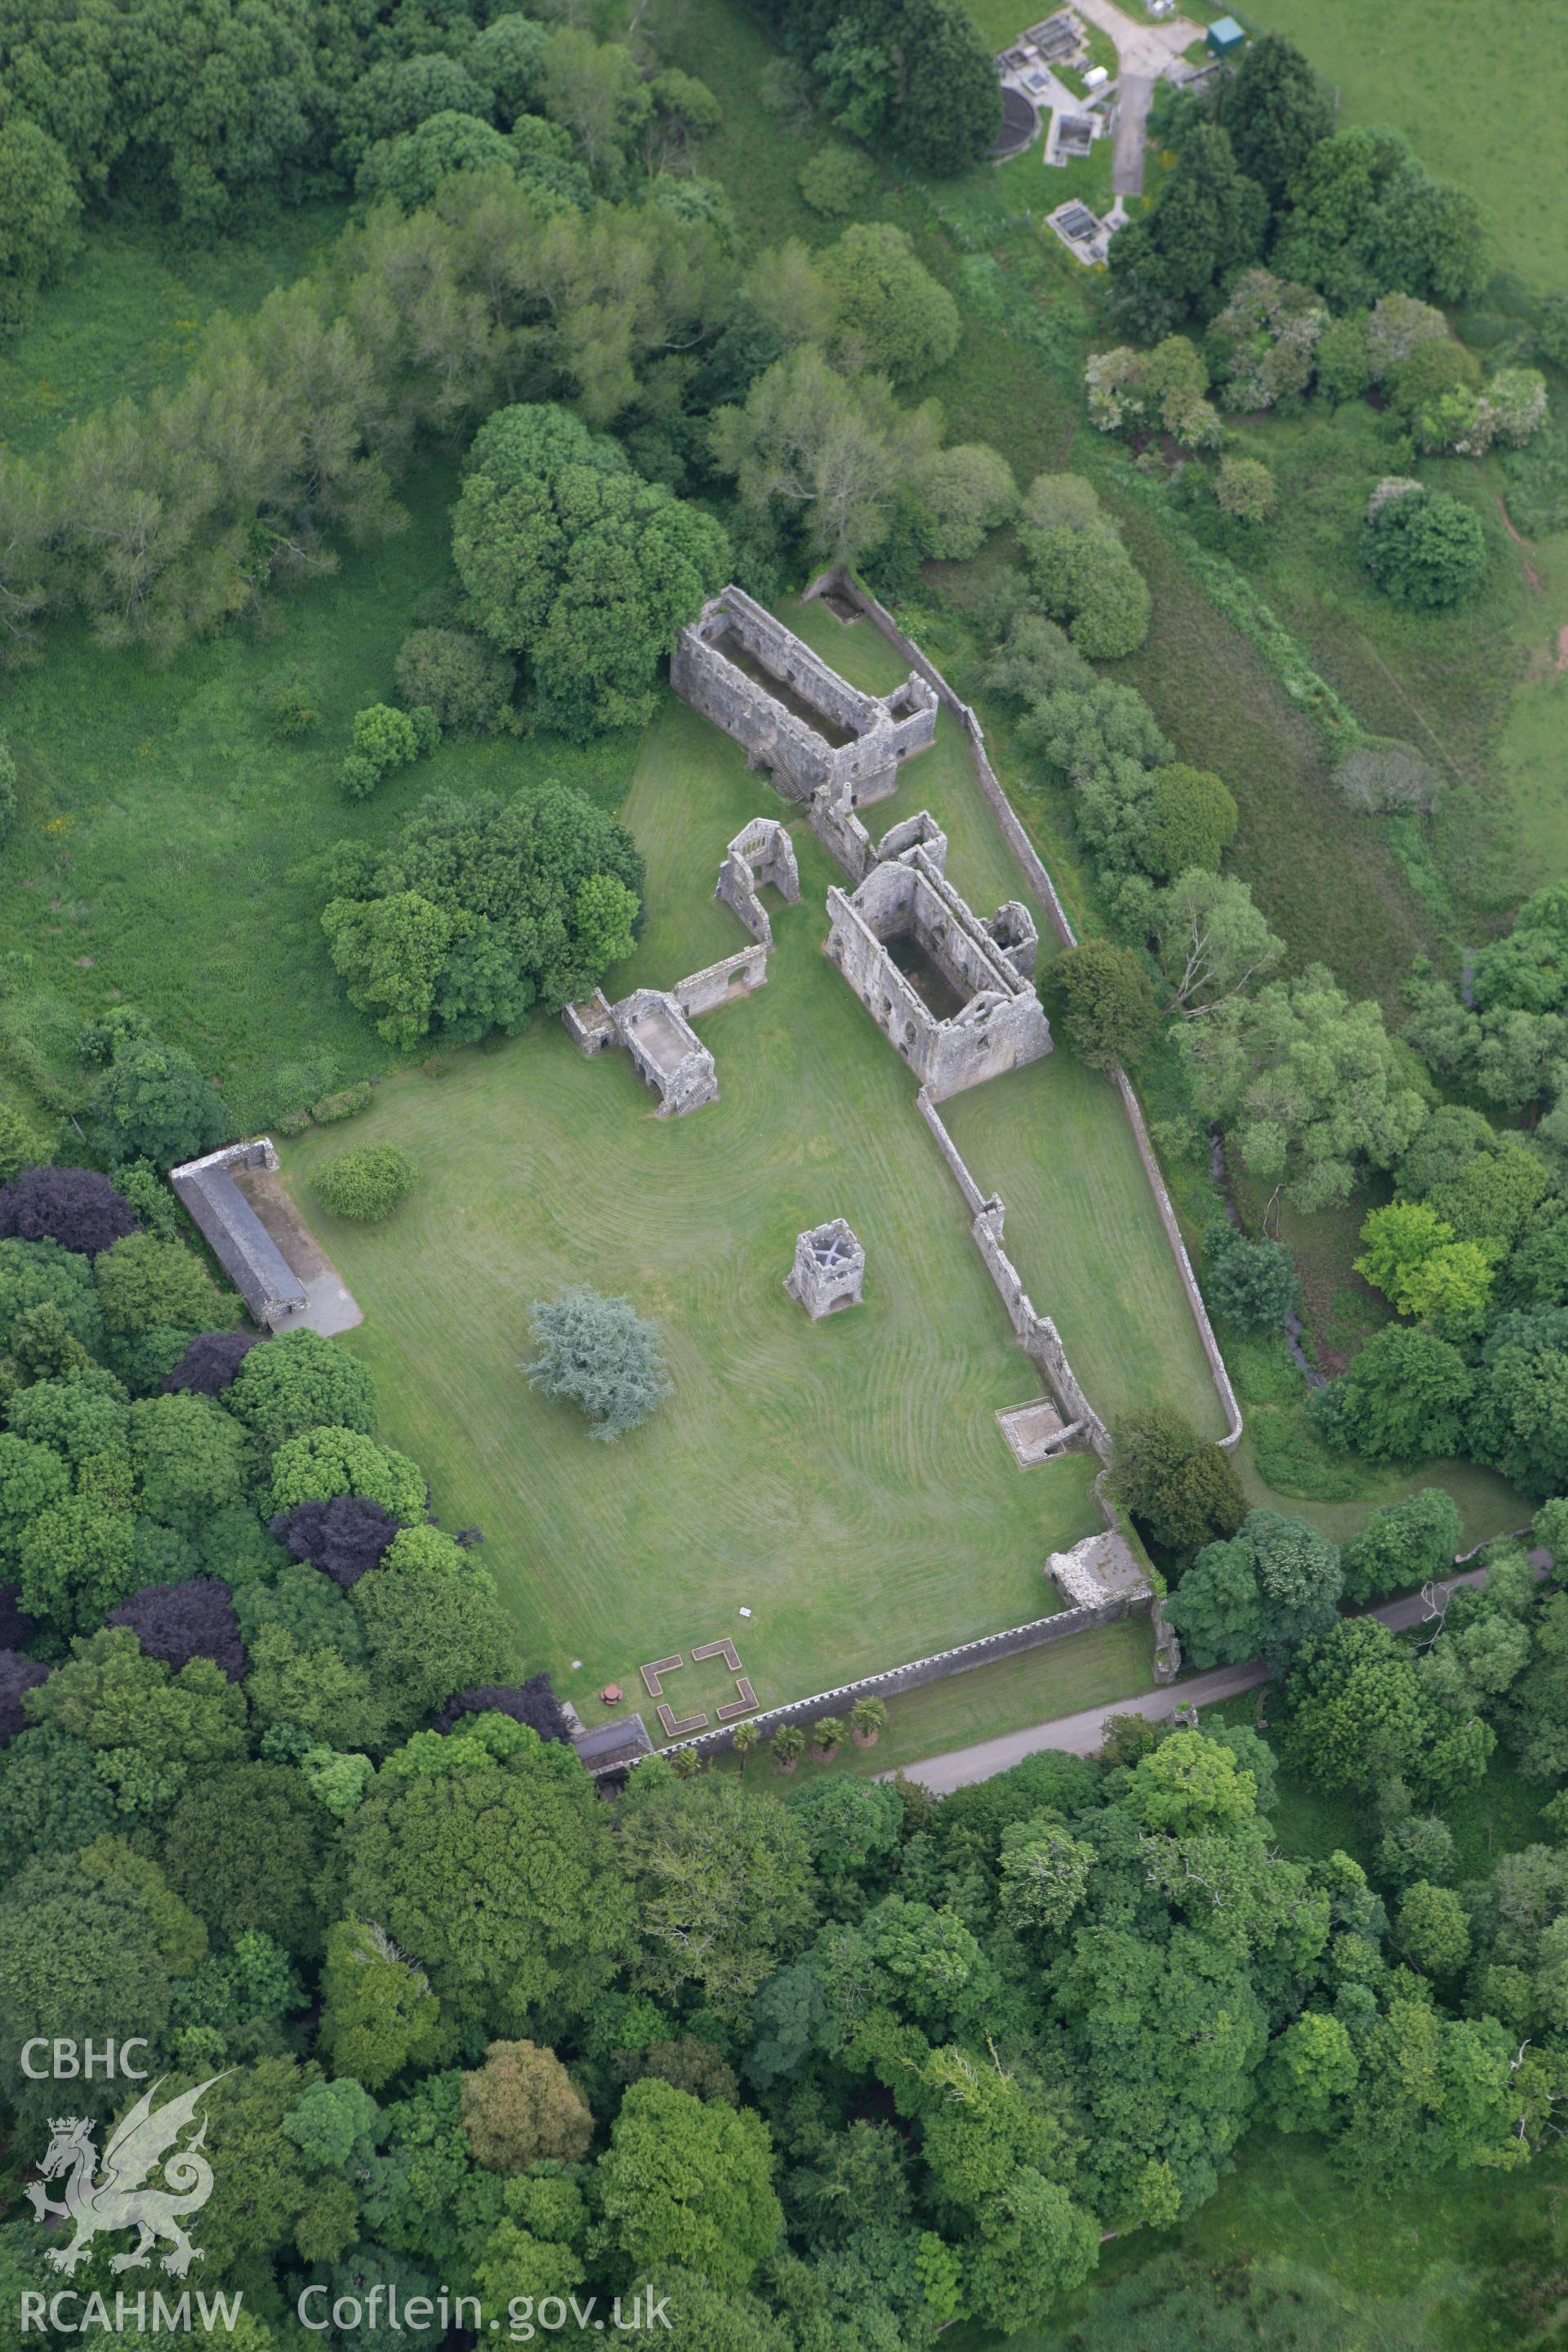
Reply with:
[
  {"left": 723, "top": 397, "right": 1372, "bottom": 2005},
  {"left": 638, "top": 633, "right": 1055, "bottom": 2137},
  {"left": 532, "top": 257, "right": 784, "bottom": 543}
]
[
  {"left": 715, "top": 817, "right": 800, "bottom": 948},
  {"left": 563, "top": 947, "right": 770, "bottom": 1116},
  {"left": 825, "top": 841, "right": 1051, "bottom": 1099},
  {"left": 667, "top": 588, "right": 1052, "bottom": 1101},
  {"left": 785, "top": 1219, "right": 866, "bottom": 1319},
  {"left": 671, "top": 586, "right": 937, "bottom": 811}
]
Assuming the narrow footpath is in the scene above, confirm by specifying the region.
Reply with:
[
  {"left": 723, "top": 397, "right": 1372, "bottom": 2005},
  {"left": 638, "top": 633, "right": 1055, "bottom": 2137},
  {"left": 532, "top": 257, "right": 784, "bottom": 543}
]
[{"left": 889, "top": 1563, "right": 1516, "bottom": 1796}]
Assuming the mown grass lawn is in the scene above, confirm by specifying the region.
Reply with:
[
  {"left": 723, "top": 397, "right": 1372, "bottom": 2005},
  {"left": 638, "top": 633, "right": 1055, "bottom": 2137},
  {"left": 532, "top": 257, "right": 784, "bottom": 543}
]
[
  {"left": 278, "top": 693, "right": 1099, "bottom": 1718},
  {"left": 279, "top": 601, "right": 1232, "bottom": 1719}
]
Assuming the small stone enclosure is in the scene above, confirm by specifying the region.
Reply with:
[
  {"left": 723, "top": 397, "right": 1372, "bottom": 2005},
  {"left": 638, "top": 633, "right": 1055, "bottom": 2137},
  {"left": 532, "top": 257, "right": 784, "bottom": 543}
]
[{"left": 561, "top": 942, "right": 770, "bottom": 1116}]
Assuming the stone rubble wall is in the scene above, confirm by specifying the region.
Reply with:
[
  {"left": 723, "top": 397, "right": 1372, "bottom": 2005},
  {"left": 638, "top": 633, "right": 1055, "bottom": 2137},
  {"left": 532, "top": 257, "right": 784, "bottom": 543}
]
[
  {"left": 714, "top": 818, "right": 800, "bottom": 948},
  {"left": 806, "top": 566, "right": 1242, "bottom": 1451},
  {"left": 807, "top": 786, "right": 878, "bottom": 882},
  {"left": 918, "top": 1090, "right": 1111, "bottom": 1459},
  {"left": 644, "top": 1590, "right": 1144, "bottom": 1766},
  {"left": 562, "top": 990, "right": 617, "bottom": 1054},
  {"left": 875, "top": 808, "right": 948, "bottom": 871},
  {"left": 670, "top": 943, "right": 769, "bottom": 1018}
]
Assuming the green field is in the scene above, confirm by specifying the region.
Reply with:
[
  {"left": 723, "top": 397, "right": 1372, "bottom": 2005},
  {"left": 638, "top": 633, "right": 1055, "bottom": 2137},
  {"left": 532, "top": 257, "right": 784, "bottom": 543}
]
[
  {"left": 279, "top": 599, "right": 1231, "bottom": 1720},
  {"left": 0, "top": 203, "right": 348, "bottom": 458},
  {"left": 0, "top": 461, "right": 642, "bottom": 1130},
  {"left": 1248, "top": 0, "right": 1568, "bottom": 289},
  {"left": 983, "top": 2127, "right": 1568, "bottom": 2351}
]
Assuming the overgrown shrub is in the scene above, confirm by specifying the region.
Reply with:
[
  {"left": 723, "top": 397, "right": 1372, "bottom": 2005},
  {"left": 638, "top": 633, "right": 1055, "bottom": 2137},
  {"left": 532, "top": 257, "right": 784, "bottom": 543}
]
[
  {"left": 312, "top": 1085, "right": 372, "bottom": 1125},
  {"left": 797, "top": 144, "right": 874, "bottom": 216},
  {"left": 262, "top": 674, "right": 322, "bottom": 737},
  {"left": 1214, "top": 457, "right": 1277, "bottom": 524},
  {"left": 0, "top": 1099, "right": 42, "bottom": 1183},
  {"left": 1016, "top": 473, "right": 1151, "bottom": 660},
  {"left": 341, "top": 703, "right": 430, "bottom": 800},
  {"left": 315, "top": 1146, "right": 419, "bottom": 1223},
  {"left": 909, "top": 444, "right": 1017, "bottom": 559},
  {"left": 1361, "top": 483, "right": 1486, "bottom": 609},
  {"left": 394, "top": 630, "right": 515, "bottom": 735},
  {"left": 1334, "top": 736, "right": 1441, "bottom": 815}
]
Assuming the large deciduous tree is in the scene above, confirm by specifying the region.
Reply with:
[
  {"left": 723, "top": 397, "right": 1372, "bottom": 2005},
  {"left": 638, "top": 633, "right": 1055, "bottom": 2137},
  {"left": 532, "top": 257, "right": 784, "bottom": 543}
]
[
  {"left": 598, "top": 2078, "right": 782, "bottom": 2292},
  {"left": 1341, "top": 1488, "right": 1463, "bottom": 1604},
  {"left": 818, "top": 222, "right": 960, "bottom": 384},
  {"left": 343, "top": 1718, "right": 634, "bottom": 2036},
  {"left": 1311, "top": 1323, "right": 1474, "bottom": 1464},
  {"left": 320, "top": 786, "right": 643, "bottom": 1051},
  {"left": 1179, "top": 964, "right": 1428, "bottom": 1212},
  {"left": 0, "top": 1165, "right": 136, "bottom": 1258},
  {"left": 1165, "top": 1509, "right": 1343, "bottom": 1673},
  {"left": 1016, "top": 472, "right": 1151, "bottom": 660},
  {"left": 87, "top": 1031, "right": 228, "bottom": 1169},
  {"left": 269, "top": 1427, "right": 426, "bottom": 1524},
  {"left": 711, "top": 342, "right": 942, "bottom": 569},
  {"left": 1362, "top": 483, "right": 1487, "bottom": 608},
  {"left": 617, "top": 1771, "right": 817, "bottom": 2017},
  {"left": 452, "top": 402, "right": 728, "bottom": 739},
  {"left": 1284, "top": 1617, "right": 1492, "bottom": 1802},
  {"left": 0, "top": 1835, "right": 206, "bottom": 2124},
  {"left": 226, "top": 1329, "right": 377, "bottom": 1449},
  {"left": 461, "top": 2039, "right": 593, "bottom": 2171}
]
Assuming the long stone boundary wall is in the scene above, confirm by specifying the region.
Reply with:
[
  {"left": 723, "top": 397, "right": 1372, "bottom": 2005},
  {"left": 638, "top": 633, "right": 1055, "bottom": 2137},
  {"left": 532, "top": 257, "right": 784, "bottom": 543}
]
[
  {"left": 807, "top": 567, "right": 1242, "bottom": 1451},
  {"left": 630, "top": 1592, "right": 1143, "bottom": 1769},
  {"left": 918, "top": 1089, "right": 1111, "bottom": 1459}
]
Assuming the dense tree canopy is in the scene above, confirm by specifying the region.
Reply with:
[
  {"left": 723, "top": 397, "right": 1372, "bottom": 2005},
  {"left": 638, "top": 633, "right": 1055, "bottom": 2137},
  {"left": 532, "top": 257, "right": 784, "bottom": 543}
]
[
  {"left": 762, "top": 0, "right": 998, "bottom": 175},
  {"left": 320, "top": 785, "right": 642, "bottom": 1053},
  {"left": 452, "top": 402, "right": 729, "bottom": 739},
  {"left": 343, "top": 1717, "right": 635, "bottom": 2035},
  {"left": 1181, "top": 964, "right": 1428, "bottom": 1211}
]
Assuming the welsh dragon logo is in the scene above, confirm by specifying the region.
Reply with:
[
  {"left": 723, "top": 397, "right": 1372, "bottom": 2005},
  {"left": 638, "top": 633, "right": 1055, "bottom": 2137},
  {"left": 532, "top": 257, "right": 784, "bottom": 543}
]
[{"left": 25, "top": 2074, "right": 228, "bottom": 2278}]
